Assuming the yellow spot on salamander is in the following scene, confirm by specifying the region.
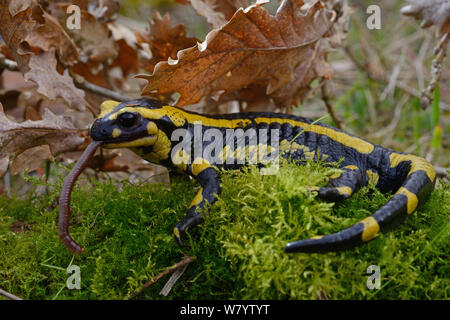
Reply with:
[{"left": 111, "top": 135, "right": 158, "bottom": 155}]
[
  {"left": 191, "top": 158, "right": 211, "bottom": 176},
  {"left": 337, "top": 186, "right": 352, "bottom": 196},
  {"left": 366, "top": 169, "right": 379, "bottom": 185},
  {"left": 189, "top": 188, "right": 203, "bottom": 208},
  {"left": 173, "top": 227, "right": 180, "bottom": 238},
  {"left": 99, "top": 100, "right": 120, "bottom": 118},
  {"left": 395, "top": 187, "right": 419, "bottom": 214},
  {"left": 147, "top": 121, "right": 158, "bottom": 135},
  {"left": 172, "top": 148, "right": 190, "bottom": 171},
  {"left": 112, "top": 128, "right": 121, "bottom": 138},
  {"left": 142, "top": 130, "right": 171, "bottom": 164},
  {"left": 360, "top": 217, "right": 380, "bottom": 242},
  {"left": 330, "top": 172, "right": 342, "bottom": 179},
  {"left": 344, "top": 165, "right": 358, "bottom": 170},
  {"left": 389, "top": 153, "right": 435, "bottom": 182},
  {"left": 311, "top": 235, "right": 323, "bottom": 240}
]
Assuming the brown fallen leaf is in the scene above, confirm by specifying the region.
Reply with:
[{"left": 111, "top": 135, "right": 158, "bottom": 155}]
[
  {"left": 91, "top": 0, "right": 120, "bottom": 22},
  {"left": 24, "top": 105, "right": 42, "bottom": 120},
  {"left": 0, "top": 0, "right": 86, "bottom": 110},
  {"left": 69, "top": 35, "right": 138, "bottom": 92},
  {"left": 110, "top": 38, "right": 139, "bottom": 79},
  {"left": 139, "top": 0, "right": 336, "bottom": 108},
  {"left": 70, "top": 60, "right": 110, "bottom": 88},
  {"left": 10, "top": 144, "right": 52, "bottom": 175},
  {"left": 188, "top": 0, "right": 250, "bottom": 28},
  {"left": 55, "top": 3, "right": 118, "bottom": 63},
  {"left": 8, "top": 0, "right": 34, "bottom": 16},
  {"left": 23, "top": 11, "right": 78, "bottom": 65},
  {"left": 45, "top": 0, "right": 89, "bottom": 12},
  {"left": 0, "top": 101, "right": 84, "bottom": 178},
  {"left": 222, "top": 0, "right": 347, "bottom": 111},
  {"left": 401, "top": 0, "right": 450, "bottom": 36},
  {"left": 24, "top": 48, "right": 87, "bottom": 111},
  {"left": 0, "top": 0, "right": 78, "bottom": 69},
  {"left": 0, "top": 1, "right": 39, "bottom": 71},
  {"left": 136, "top": 11, "right": 199, "bottom": 75}
]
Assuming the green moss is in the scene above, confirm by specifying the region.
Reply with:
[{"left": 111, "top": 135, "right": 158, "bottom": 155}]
[{"left": 0, "top": 160, "right": 448, "bottom": 300}]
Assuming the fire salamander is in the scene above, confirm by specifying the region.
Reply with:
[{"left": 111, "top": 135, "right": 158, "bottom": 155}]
[{"left": 60, "top": 98, "right": 436, "bottom": 254}]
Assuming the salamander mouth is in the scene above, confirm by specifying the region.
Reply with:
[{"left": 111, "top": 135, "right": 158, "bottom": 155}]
[
  {"left": 99, "top": 134, "right": 158, "bottom": 149},
  {"left": 97, "top": 133, "right": 157, "bottom": 145}
]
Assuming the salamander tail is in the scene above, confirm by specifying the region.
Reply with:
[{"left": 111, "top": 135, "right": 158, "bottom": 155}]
[{"left": 284, "top": 155, "right": 435, "bottom": 253}]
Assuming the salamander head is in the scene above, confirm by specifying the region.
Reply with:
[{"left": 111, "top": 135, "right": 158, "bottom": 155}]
[{"left": 90, "top": 98, "right": 182, "bottom": 149}]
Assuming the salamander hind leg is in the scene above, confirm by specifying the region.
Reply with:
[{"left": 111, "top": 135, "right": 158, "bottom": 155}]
[{"left": 317, "top": 165, "right": 367, "bottom": 202}]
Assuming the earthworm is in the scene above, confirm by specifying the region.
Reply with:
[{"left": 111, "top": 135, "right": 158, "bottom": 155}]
[{"left": 58, "top": 140, "right": 102, "bottom": 254}]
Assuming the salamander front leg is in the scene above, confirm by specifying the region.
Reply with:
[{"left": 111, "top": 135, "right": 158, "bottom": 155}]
[{"left": 174, "top": 167, "right": 221, "bottom": 247}]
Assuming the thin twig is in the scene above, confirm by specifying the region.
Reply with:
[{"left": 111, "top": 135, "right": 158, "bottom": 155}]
[
  {"left": 159, "top": 263, "right": 189, "bottom": 296},
  {"left": 320, "top": 78, "right": 343, "bottom": 130},
  {"left": 435, "top": 166, "right": 449, "bottom": 178},
  {"left": 0, "top": 55, "right": 19, "bottom": 72},
  {"left": 129, "top": 255, "right": 196, "bottom": 299},
  {"left": 420, "top": 32, "right": 449, "bottom": 109},
  {"left": 72, "top": 74, "right": 131, "bottom": 102},
  {"left": 0, "top": 288, "right": 22, "bottom": 300},
  {"left": 379, "top": 47, "right": 405, "bottom": 101}
]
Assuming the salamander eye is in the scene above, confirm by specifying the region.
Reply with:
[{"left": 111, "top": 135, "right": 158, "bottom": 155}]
[{"left": 118, "top": 112, "right": 138, "bottom": 128}]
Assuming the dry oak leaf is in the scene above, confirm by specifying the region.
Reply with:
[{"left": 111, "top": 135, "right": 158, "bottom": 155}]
[
  {"left": 188, "top": 0, "right": 250, "bottom": 28},
  {"left": 24, "top": 48, "right": 87, "bottom": 111},
  {"left": 221, "top": 0, "right": 346, "bottom": 110},
  {"left": 110, "top": 38, "right": 139, "bottom": 78},
  {"left": 401, "top": 0, "right": 450, "bottom": 36},
  {"left": 0, "top": 102, "right": 84, "bottom": 178},
  {"left": 0, "top": 0, "right": 78, "bottom": 69},
  {"left": 23, "top": 11, "right": 79, "bottom": 65},
  {"left": 0, "top": 0, "right": 85, "bottom": 110},
  {"left": 56, "top": 5, "right": 118, "bottom": 63},
  {"left": 70, "top": 37, "right": 138, "bottom": 89},
  {"left": 0, "top": 0, "right": 40, "bottom": 70},
  {"left": 139, "top": 0, "right": 335, "bottom": 107},
  {"left": 136, "top": 11, "right": 199, "bottom": 74},
  {"left": 8, "top": 0, "right": 34, "bottom": 16},
  {"left": 89, "top": 0, "right": 120, "bottom": 22},
  {"left": 10, "top": 145, "right": 52, "bottom": 175},
  {"left": 46, "top": 0, "right": 89, "bottom": 11}
]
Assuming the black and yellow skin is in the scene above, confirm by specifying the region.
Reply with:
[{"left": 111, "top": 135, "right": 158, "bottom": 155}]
[{"left": 89, "top": 98, "right": 436, "bottom": 253}]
